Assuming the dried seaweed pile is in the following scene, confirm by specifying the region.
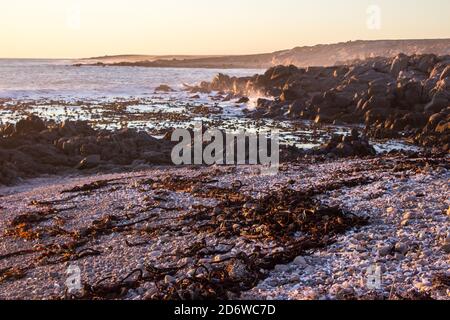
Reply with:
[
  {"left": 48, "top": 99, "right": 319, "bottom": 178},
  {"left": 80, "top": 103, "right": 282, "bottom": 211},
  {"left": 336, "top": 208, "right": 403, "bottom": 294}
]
[{"left": 0, "top": 172, "right": 378, "bottom": 300}]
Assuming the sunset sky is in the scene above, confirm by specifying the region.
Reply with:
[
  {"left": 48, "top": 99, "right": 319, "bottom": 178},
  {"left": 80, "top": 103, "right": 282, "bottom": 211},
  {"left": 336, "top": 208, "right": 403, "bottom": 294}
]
[{"left": 1, "top": 0, "right": 449, "bottom": 58}]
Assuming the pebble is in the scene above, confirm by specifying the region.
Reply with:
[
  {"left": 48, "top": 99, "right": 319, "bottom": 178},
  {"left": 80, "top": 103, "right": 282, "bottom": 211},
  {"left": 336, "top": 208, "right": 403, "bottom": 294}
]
[
  {"left": 378, "top": 245, "right": 392, "bottom": 256},
  {"left": 394, "top": 253, "right": 405, "bottom": 260},
  {"left": 395, "top": 242, "right": 409, "bottom": 255},
  {"left": 164, "top": 275, "right": 176, "bottom": 284},
  {"left": 179, "top": 257, "right": 193, "bottom": 266},
  {"left": 274, "top": 265, "right": 289, "bottom": 272},
  {"left": 293, "top": 256, "right": 308, "bottom": 267}
]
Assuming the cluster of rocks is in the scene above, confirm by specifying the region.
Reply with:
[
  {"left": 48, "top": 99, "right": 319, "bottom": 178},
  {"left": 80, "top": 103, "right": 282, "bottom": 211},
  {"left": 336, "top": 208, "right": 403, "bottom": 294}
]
[
  {"left": 314, "top": 129, "right": 376, "bottom": 158},
  {"left": 197, "top": 54, "right": 450, "bottom": 152},
  {"left": 0, "top": 116, "right": 174, "bottom": 185}
]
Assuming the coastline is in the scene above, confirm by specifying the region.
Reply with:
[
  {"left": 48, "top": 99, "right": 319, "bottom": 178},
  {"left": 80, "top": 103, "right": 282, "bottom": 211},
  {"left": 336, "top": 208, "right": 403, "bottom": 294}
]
[{"left": 0, "top": 53, "right": 448, "bottom": 301}]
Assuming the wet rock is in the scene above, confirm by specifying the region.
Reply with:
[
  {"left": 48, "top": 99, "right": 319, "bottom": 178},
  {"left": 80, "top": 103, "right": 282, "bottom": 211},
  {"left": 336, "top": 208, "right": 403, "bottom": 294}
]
[
  {"left": 287, "top": 100, "right": 304, "bottom": 118},
  {"left": 314, "top": 114, "right": 333, "bottom": 124},
  {"left": 280, "top": 85, "right": 305, "bottom": 102},
  {"left": 256, "top": 98, "right": 273, "bottom": 110},
  {"left": 435, "top": 120, "right": 449, "bottom": 134},
  {"left": 236, "top": 96, "right": 249, "bottom": 104},
  {"left": 416, "top": 54, "right": 437, "bottom": 73},
  {"left": 397, "top": 80, "right": 424, "bottom": 106},
  {"left": 314, "top": 130, "right": 376, "bottom": 158},
  {"left": 194, "top": 53, "right": 449, "bottom": 150}
]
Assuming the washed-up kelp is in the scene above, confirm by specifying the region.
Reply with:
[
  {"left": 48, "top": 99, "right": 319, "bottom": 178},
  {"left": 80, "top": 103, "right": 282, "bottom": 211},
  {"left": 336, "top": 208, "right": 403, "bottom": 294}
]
[
  {"left": 63, "top": 176, "right": 367, "bottom": 300},
  {"left": 1, "top": 171, "right": 370, "bottom": 299}
]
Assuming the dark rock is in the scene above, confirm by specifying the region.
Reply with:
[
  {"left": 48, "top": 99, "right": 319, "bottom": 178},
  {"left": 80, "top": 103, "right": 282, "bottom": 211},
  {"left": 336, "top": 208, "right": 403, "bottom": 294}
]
[
  {"left": 390, "top": 54, "right": 409, "bottom": 77},
  {"left": 236, "top": 96, "right": 250, "bottom": 104},
  {"left": 0, "top": 116, "right": 176, "bottom": 185},
  {"left": 155, "top": 84, "right": 174, "bottom": 92},
  {"left": 362, "top": 96, "right": 391, "bottom": 111},
  {"left": 80, "top": 143, "right": 101, "bottom": 156},
  {"left": 425, "top": 95, "right": 448, "bottom": 113},
  {"left": 1, "top": 123, "right": 15, "bottom": 136},
  {"left": 314, "top": 130, "right": 375, "bottom": 158},
  {"left": 440, "top": 65, "right": 450, "bottom": 80},
  {"left": 416, "top": 54, "right": 437, "bottom": 73},
  {"left": 435, "top": 119, "right": 450, "bottom": 134},
  {"left": 76, "top": 154, "right": 101, "bottom": 170},
  {"left": 397, "top": 81, "right": 424, "bottom": 107},
  {"left": 256, "top": 98, "right": 273, "bottom": 110},
  {"left": 287, "top": 100, "right": 304, "bottom": 118},
  {"left": 15, "top": 116, "right": 46, "bottom": 134}
]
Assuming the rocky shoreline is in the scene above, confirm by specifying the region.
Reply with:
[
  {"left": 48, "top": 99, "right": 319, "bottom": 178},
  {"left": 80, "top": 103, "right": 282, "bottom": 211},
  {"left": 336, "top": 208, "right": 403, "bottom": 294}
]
[
  {"left": 0, "top": 116, "right": 178, "bottom": 185},
  {"left": 190, "top": 53, "right": 449, "bottom": 152},
  {"left": 0, "top": 53, "right": 448, "bottom": 301},
  {"left": 0, "top": 114, "right": 385, "bottom": 186}
]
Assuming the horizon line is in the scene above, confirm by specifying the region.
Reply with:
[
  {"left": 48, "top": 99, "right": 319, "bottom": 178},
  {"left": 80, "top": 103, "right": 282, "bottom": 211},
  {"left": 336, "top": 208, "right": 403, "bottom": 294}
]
[{"left": 1, "top": 37, "right": 449, "bottom": 60}]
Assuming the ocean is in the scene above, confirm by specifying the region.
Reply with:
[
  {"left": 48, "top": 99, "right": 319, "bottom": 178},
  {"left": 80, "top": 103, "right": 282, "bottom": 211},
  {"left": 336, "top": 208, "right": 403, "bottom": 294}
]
[{"left": 0, "top": 59, "right": 262, "bottom": 99}]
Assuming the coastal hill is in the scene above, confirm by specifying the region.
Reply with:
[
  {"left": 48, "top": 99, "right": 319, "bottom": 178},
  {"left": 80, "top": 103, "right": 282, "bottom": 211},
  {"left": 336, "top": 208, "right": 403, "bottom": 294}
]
[{"left": 76, "top": 39, "right": 450, "bottom": 69}]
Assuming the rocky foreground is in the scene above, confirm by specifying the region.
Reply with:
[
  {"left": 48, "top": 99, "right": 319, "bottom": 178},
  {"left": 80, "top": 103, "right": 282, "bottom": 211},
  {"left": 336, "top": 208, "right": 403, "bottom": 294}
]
[
  {"left": 0, "top": 155, "right": 448, "bottom": 300},
  {"left": 192, "top": 53, "right": 450, "bottom": 152}
]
